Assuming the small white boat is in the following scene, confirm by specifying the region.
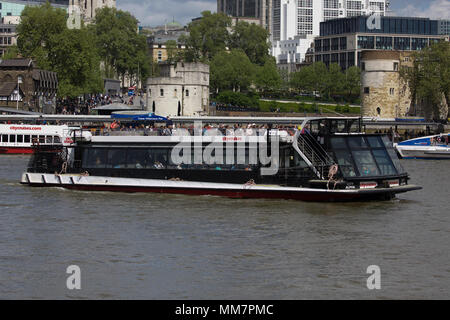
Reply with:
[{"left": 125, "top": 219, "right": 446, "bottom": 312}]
[{"left": 395, "top": 134, "right": 450, "bottom": 160}]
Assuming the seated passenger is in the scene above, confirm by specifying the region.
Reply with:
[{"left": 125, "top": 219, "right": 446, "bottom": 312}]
[
  {"left": 135, "top": 161, "right": 143, "bottom": 169},
  {"left": 153, "top": 161, "right": 164, "bottom": 169}
]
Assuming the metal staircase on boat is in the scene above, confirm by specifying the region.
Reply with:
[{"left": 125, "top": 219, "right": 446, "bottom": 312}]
[{"left": 293, "top": 130, "right": 336, "bottom": 179}]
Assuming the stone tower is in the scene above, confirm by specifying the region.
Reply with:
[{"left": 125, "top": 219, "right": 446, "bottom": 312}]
[
  {"left": 361, "top": 51, "right": 413, "bottom": 118},
  {"left": 69, "top": 0, "right": 117, "bottom": 23}
]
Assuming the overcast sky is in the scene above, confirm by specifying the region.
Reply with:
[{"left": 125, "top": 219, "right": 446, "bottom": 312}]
[{"left": 116, "top": 0, "right": 450, "bottom": 27}]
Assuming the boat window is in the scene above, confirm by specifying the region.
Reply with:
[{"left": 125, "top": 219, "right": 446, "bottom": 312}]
[
  {"left": 149, "top": 149, "right": 168, "bottom": 169},
  {"left": 10, "top": 135, "right": 16, "bottom": 143},
  {"left": 24, "top": 135, "right": 30, "bottom": 143},
  {"left": 330, "top": 137, "right": 347, "bottom": 149},
  {"left": 46, "top": 136, "right": 53, "bottom": 144},
  {"left": 352, "top": 150, "right": 380, "bottom": 177},
  {"left": 381, "top": 135, "right": 394, "bottom": 149},
  {"left": 83, "top": 148, "right": 108, "bottom": 168},
  {"left": 17, "top": 135, "right": 23, "bottom": 143},
  {"left": 293, "top": 153, "right": 309, "bottom": 168},
  {"left": 348, "top": 136, "right": 368, "bottom": 149},
  {"left": 32, "top": 135, "right": 38, "bottom": 144},
  {"left": 126, "top": 149, "right": 151, "bottom": 169},
  {"left": 39, "top": 135, "right": 45, "bottom": 144},
  {"left": 367, "top": 136, "right": 383, "bottom": 148},
  {"left": 372, "top": 150, "right": 397, "bottom": 176},
  {"left": 54, "top": 136, "right": 61, "bottom": 144},
  {"left": 2, "top": 135, "right": 8, "bottom": 143},
  {"left": 381, "top": 136, "right": 405, "bottom": 173},
  {"left": 107, "top": 149, "right": 128, "bottom": 169},
  {"left": 334, "top": 151, "right": 357, "bottom": 177}
]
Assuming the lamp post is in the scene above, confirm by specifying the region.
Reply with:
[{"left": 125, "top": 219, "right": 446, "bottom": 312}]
[{"left": 16, "top": 76, "right": 23, "bottom": 110}]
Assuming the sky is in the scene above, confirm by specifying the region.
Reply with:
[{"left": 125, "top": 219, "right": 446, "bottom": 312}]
[{"left": 116, "top": 0, "right": 450, "bottom": 27}]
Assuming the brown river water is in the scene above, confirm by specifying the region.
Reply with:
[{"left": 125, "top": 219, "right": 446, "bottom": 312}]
[{"left": 0, "top": 155, "right": 448, "bottom": 299}]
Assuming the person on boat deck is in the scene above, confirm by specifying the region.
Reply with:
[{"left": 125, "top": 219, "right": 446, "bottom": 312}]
[
  {"left": 153, "top": 161, "right": 164, "bottom": 169},
  {"left": 301, "top": 124, "right": 310, "bottom": 135},
  {"left": 135, "top": 161, "right": 143, "bottom": 169}
]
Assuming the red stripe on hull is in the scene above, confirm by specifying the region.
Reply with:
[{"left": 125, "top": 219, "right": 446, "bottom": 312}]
[
  {"left": 59, "top": 184, "right": 394, "bottom": 202},
  {"left": 0, "top": 147, "right": 34, "bottom": 154}
]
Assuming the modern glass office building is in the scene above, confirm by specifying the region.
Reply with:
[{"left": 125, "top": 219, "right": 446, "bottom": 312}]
[
  {"left": 314, "top": 16, "right": 449, "bottom": 70},
  {"left": 438, "top": 19, "right": 450, "bottom": 36},
  {"left": 0, "top": 0, "right": 68, "bottom": 19},
  {"left": 320, "top": 16, "right": 440, "bottom": 37}
]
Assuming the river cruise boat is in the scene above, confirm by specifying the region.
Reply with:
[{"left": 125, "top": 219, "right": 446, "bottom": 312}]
[
  {"left": 395, "top": 134, "right": 450, "bottom": 160},
  {"left": 21, "top": 117, "right": 421, "bottom": 202},
  {"left": 0, "top": 124, "right": 72, "bottom": 154}
]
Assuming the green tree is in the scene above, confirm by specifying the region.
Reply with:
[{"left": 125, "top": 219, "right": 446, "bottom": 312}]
[
  {"left": 254, "top": 57, "right": 281, "bottom": 94},
  {"left": 48, "top": 28, "right": 103, "bottom": 97},
  {"left": 325, "top": 63, "right": 345, "bottom": 99},
  {"left": 402, "top": 41, "right": 450, "bottom": 120},
  {"left": 16, "top": 2, "right": 67, "bottom": 69},
  {"left": 229, "top": 21, "right": 271, "bottom": 66},
  {"left": 165, "top": 40, "right": 178, "bottom": 64},
  {"left": 183, "top": 11, "right": 231, "bottom": 62},
  {"left": 16, "top": 3, "right": 103, "bottom": 97},
  {"left": 344, "top": 66, "right": 361, "bottom": 100},
  {"left": 210, "top": 49, "right": 254, "bottom": 93},
  {"left": 92, "top": 7, "right": 150, "bottom": 86},
  {"left": 2, "top": 45, "right": 20, "bottom": 59}
]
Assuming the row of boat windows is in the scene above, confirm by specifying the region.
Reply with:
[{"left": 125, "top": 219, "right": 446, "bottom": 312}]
[
  {"left": 0, "top": 134, "right": 61, "bottom": 144},
  {"left": 82, "top": 148, "right": 260, "bottom": 171},
  {"left": 330, "top": 136, "right": 405, "bottom": 178}
]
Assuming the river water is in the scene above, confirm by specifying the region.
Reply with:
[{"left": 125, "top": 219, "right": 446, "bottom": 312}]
[{"left": 0, "top": 155, "right": 448, "bottom": 299}]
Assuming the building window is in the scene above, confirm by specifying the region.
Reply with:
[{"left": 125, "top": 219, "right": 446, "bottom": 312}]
[
  {"left": 364, "top": 87, "right": 370, "bottom": 94},
  {"left": 361, "top": 62, "right": 365, "bottom": 71},
  {"left": 377, "top": 107, "right": 381, "bottom": 116},
  {"left": 148, "top": 89, "right": 151, "bottom": 97},
  {"left": 390, "top": 88, "right": 395, "bottom": 95},
  {"left": 393, "top": 62, "right": 399, "bottom": 71},
  {"left": 186, "top": 90, "right": 189, "bottom": 97},
  {"left": 160, "top": 89, "right": 164, "bottom": 97}
]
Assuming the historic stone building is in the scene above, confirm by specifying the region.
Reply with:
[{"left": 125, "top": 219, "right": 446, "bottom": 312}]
[
  {"left": 69, "top": 0, "right": 116, "bottom": 23},
  {"left": 146, "top": 62, "right": 210, "bottom": 117},
  {"left": 0, "top": 58, "right": 58, "bottom": 113},
  {"left": 361, "top": 51, "right": 413, "bottom": 118}
]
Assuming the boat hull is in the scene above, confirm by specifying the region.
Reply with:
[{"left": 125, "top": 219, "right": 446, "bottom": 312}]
[
  {"left": 397, "top": 147, "right": 450, "bottom": 160},
  {"left": 21, "top": 173, "right": 422, "bottom": 202},
  {"left": 0, "top": 147, "right": 34, "bottom": 154}
]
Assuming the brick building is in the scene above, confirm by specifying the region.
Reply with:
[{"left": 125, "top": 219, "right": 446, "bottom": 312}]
[{"left": 0, "top": 58, "right": 58, "bottom": 113}]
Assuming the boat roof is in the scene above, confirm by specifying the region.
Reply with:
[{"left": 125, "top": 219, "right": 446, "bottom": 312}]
[
  {"left": 90, "top": 135, "right": 287, "bottom": 144},
  {"left": 171, "top": 116, "right": 362, "bottom": 125}
]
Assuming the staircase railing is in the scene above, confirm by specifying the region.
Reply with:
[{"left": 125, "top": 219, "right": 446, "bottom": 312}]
[{"left": 293, "top": 130, "right": 336, "bottom": 179}]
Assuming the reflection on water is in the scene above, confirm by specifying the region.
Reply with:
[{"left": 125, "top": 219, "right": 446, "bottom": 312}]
[{"left": 0, "top": 155, "right": 449, "bottom": 299}]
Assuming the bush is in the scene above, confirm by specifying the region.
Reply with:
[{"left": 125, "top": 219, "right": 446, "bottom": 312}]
[{"left": 215, "top": 91, "right": 260, "bottom": 109}]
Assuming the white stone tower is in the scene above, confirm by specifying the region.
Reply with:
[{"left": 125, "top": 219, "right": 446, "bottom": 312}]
[{"left": 69, "top": 0, "right": 117, "bottom": 24}]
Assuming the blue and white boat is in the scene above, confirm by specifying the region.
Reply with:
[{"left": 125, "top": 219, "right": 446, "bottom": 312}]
[{"left": 395, "top": 134, "right": 450, "bottom": 160}]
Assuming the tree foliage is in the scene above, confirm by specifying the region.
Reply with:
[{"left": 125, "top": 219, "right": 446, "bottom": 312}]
[
  {"left": 91, "top": 7, "right": 150, "bottom": 85},
  {"left": 16, "top": 3, "right": 102, "bottom": 97},
  {"left": 210, "top": 49, "right": 254, "bottom": 93},
  {"left": 16, "top": 2, "right": 67, "bottom": 69},
  {"left": 254, "top": 57, "right": 281, "bottom": 93},
  {"left": 290, "top": 62, "right": 359, "bottom": 102},
  {"left": 48, "top": 28, "right": 103, "bottom": 97},
  {"left": 183, "top": 11, "right": 231, "bottom": 62},
  {"left": 402, "top": 41, "right": 450, "bottom": 120},
  {"left": 229, "top": 21, "right": 271, "bottom": 66}
]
